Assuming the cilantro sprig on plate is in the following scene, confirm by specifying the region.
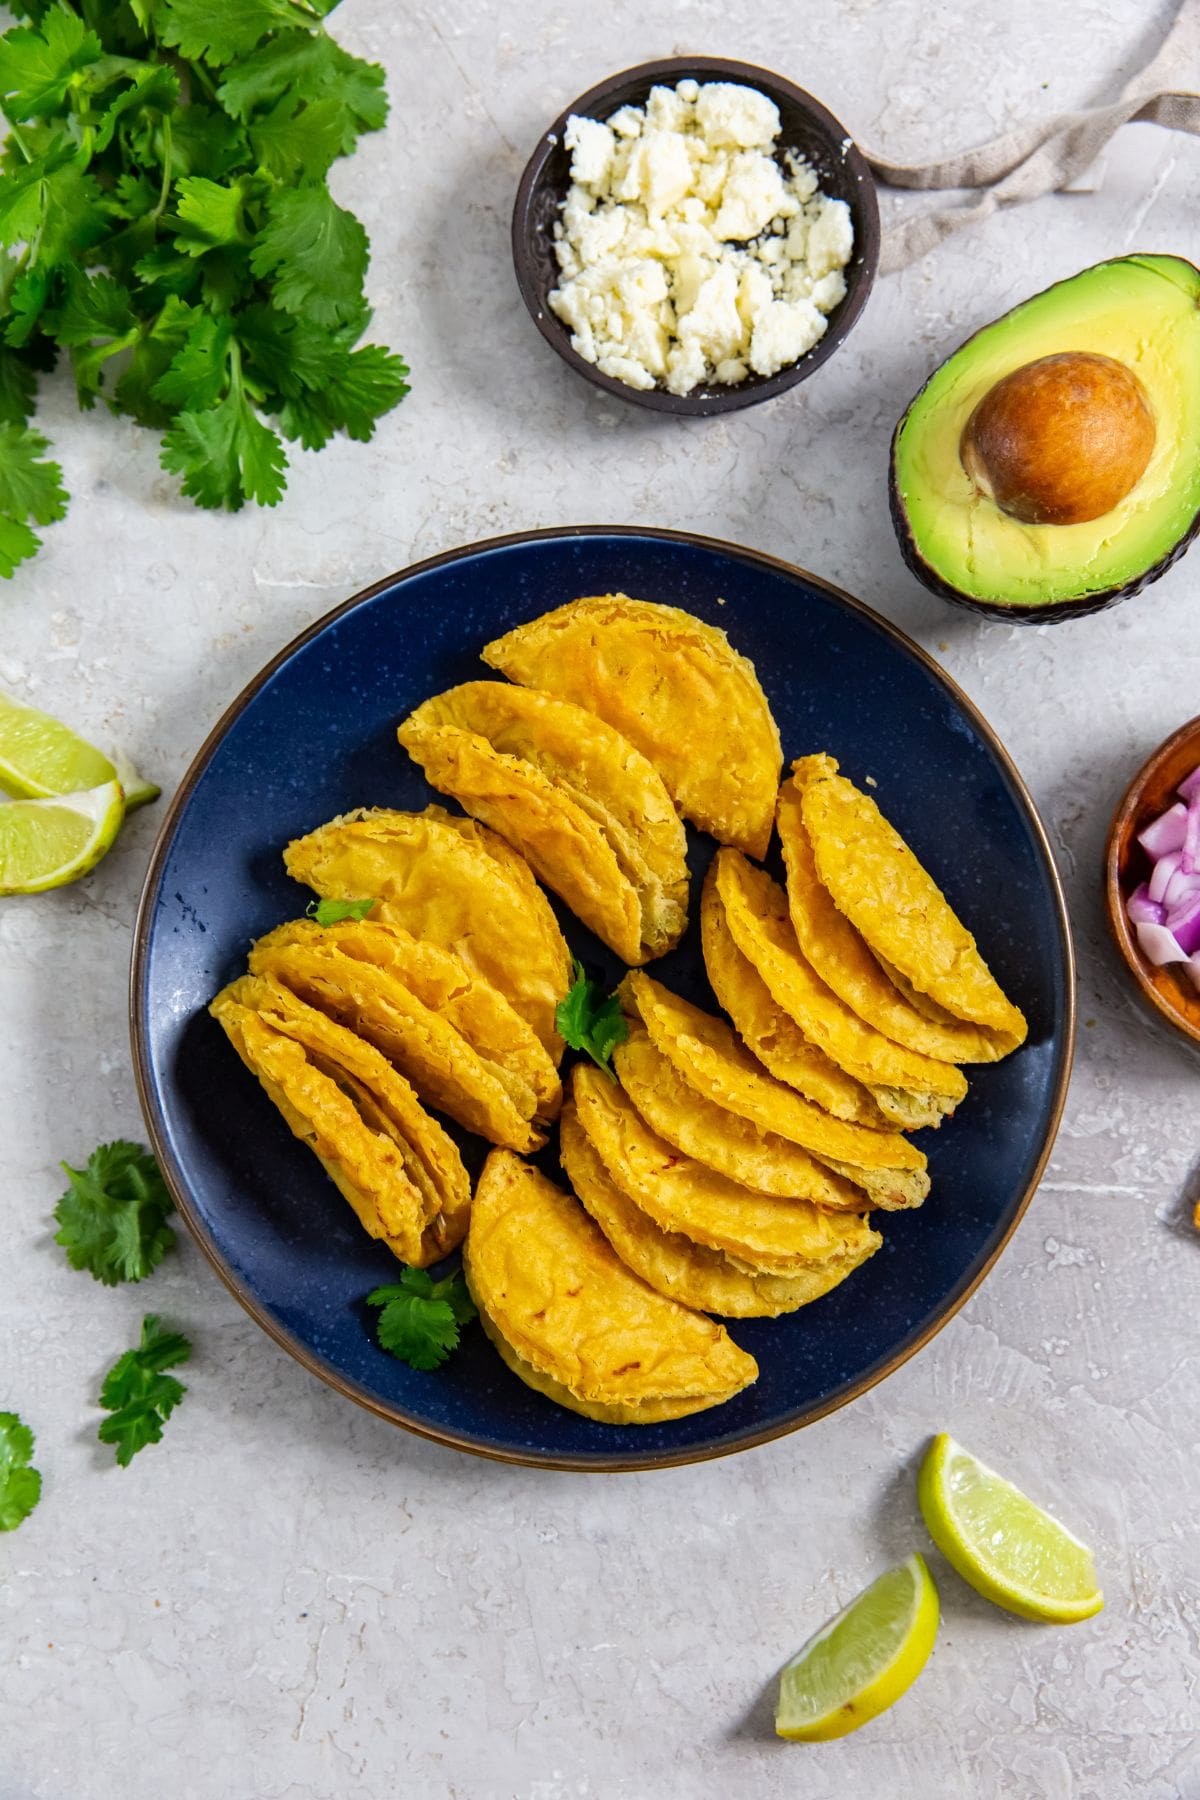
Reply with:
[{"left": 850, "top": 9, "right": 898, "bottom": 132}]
[
  {"left": 0, "top": 0, "right": 408, "bottom": 574},
  {"left": 54, "top": 1139, "right": 175, "bottom": 1285},
  {"left": 367, "top": 1266, "right": 476, "bottom": 1372},
  {"left": 556, "top": 956, "right": 628, "bottom": 1074}
]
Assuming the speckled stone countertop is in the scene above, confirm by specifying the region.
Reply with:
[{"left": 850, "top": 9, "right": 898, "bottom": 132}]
[{"left": 3, "top": 3, "right": 1198, "bottom": 1796}]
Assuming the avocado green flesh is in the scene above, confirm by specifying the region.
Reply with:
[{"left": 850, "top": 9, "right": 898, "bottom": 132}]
[{"left": 893, "top": 255, "right": 1200, "bottom": 607}]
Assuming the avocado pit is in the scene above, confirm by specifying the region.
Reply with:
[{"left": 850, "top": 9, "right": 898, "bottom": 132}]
[{"left": 959, "top": 351, "right": 1155, "bottom": 527}]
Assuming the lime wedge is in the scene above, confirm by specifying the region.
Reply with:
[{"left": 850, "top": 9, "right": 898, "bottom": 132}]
[
  {"left": 918, "top": 1433, "right": 1103, "bottom": 1623},
  {"left": 775, "top": 1553, "right": 938, "bottom": 1741},
  {"left": 0, "top": 780, "right": 125, "bottom": 894},
  {"left": 0, "top": 693, "right": 159, "bottom": 811}
]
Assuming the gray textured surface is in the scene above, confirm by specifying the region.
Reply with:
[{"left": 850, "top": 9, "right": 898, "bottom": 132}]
[{"left": 3, "top": 3, "right": 1199, "bottom": 1796}]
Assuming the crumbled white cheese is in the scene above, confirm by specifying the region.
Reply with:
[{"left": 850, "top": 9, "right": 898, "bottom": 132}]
[{"left": 548, "top": 80, "right": 854, "bottom": 395}]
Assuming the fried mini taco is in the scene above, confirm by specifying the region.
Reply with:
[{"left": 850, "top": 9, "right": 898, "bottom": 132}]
[
  {"left": 700, "top": 866, "right": 890, "bottom": 1128},
  {"left": 614, "top": 1028, "right": 865, "bottom": 1211},
  {"left": 709, "top": 850, "right": 967, "bottom": 1130},
  {"left": 481, "top": 594, "right": 781, "bottom": 859},
  {"left": 398, "top": 699, "right": 686, "bottom": 966},
  {"left": 790, "top": 755, "right": 1028, "bottom": 1045},
  {"left": 283, "top": 806, "right": 572, "bottom": 1060},
  {"left": 560, "top": 1100, "right": 870, "bottom": 1318},
  {"left": 210, "top": 976, "right": 469, "bottom": 1266},
  {"left": 400, "top": 682, "right": 688, "bottom": 955},
  {"left": 568, "top": 1067, "right": 881, "bottom": 1282},
  {"left": 777, "top": 777, "right": 1017, "bottom": 1062},
  {"left": 618, "top": 972, "right": 927, "bottom": 1178},
  {"left": 249, "top": 918, "right": 547, "bottom": 1152},
  {"left": 463, "top": 1150, "right": 757, "bottom": 1423}
]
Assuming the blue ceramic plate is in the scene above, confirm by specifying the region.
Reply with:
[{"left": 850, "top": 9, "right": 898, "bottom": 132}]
[{"left": 132, "top": 528, "right": 1074, "bottom": 1471}]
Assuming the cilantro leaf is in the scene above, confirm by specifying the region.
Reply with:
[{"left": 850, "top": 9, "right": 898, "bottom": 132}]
[
  {"left": 0, "top": 344, "right": 36, "bottom": 424},
  {"left": 249, "top": 94, "right": 345, "bottom": 182},
  {"left": 218, "top": 33, "right": 387, "bottom": 147},
  {"left": 0, "top": 1411, "right": 42, "bottom": 1532},
  {"left": 151, "top": 310, "right": 231, "bottom": 410},
  {"left": 53, "top": 1139, "right": 176, "bottom": 1285},
  {"left": 279, "top": 343, "right": 410, "bottom": 449},
  {"left": 159, "top": 342, "right": 286, "bottom": 508},
  {"left": 555, "top": 957, "right": 628, "bottom": 1074},
  {"left": 0, "top": 5, "right": 103, "bottom": 121},
  {"left": 306, "top": 895, "right": 376, "bottom": 926},
  {"left": 158, "top": 0, "right": 309, "bottom": 66},
  {"left": 97, "top": 1314, "right": 190, "bottom": 1467},
  {"left": 172, "top": 175, "right": 256, "bottom": 255},
  {"left": 0, "top": 422, "right": 67, "bottom": 577},
  {"left": 366, "top": 1266, "right": 476, "bottom": 1371},
  {"left": 249, "top": 184, "right": 367, "bottom": 327}
]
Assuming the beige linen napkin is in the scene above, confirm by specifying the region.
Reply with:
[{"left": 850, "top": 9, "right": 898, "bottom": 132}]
[{"left": 864, "top": 0, "right": 1200, "bottom": 272}]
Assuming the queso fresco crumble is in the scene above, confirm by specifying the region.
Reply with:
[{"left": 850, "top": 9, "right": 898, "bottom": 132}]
[{"left": 548, "top": 79, "right": 855, "bottom": 397}]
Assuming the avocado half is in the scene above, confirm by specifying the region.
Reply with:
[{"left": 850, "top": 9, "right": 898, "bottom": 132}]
[{"left": 889, "top": 255, "right": 1200, "bottom": 623}]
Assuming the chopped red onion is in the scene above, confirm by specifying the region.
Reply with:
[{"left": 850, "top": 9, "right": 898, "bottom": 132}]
[
  {"left": 1135, "top": 920, "right": 1186, "bottom": 965},
  {"left": 1126, "top": 882, "right": 1164, "bottom": 926},
  {"left": 1138, "top": 801, "right": 1188, "bottom": 858},
  {"left": 1128, "top": 761, "right": 1200, "bottom": 973},
  {"left": 1168, "top": 889, "right": 1200, "bottom": 957}
]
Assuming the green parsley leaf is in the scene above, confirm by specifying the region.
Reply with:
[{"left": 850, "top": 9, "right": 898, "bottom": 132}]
[
  {"left": 0, "top": 422, "right": 67, "bottom": 577},
  {"left": 53, "top": 1139, "right": 176, "bottom": 1285},
  {"left": 172, "top": 175, "right": 256, "bottom": 255},
  {"left": 158, "top": 0, "right": 308, "bottom": 67},
  {"left": 555, "top": 956, "right": 628, "bottom": 1074},
  {"left": 249, "top": 93, "right": 345, "bottom": 182},
  {"left": 249, "top": 184, "right": 367, "bottom": 327},
  {"left": 366, "top": 1266, "right": 476, "bottom": 1372},
  {"left": 0, "top": 5, "right": 103, "bottom": 121},
  {"left": 0, "top": 1411, "right": 42, "bottom": 1532},
  {"left": 97, "top": 1314, "right": 190, "bottom": 1467},
  {"left": 306, "top": 895, "right": 377, "bottom": 926}
]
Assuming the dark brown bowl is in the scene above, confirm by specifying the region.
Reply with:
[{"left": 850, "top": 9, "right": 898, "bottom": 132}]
[
  {"left": 1105, "top": 713, "right": 1200, "bottom": 1048},
  {"left": 512, "top": 56, "right": 880, "bottom": 415}
]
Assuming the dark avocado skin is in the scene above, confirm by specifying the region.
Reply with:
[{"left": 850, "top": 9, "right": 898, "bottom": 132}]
[
  {"left": 887, "top": 426, "right": 1200, "bottom": 625},
  {"left": 888, "top": 255, "right": 1200, "bottom": 625}
]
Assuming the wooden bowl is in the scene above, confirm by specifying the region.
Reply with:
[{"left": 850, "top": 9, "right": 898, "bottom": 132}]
[
  {"left": 511, "top": 56, "right": 880, "bottom": 415},
  {"left": 1105, "top": 713, "right": 1200, "bottom": 1048}
]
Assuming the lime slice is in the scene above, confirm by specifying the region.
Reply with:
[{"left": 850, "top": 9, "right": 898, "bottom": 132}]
[
  {"left": 0, "top": 693, "right": 159, "bottom": 811},
  {"left": 0, "top": 780, "right": 125, "bottom": 894},
  {"left": 918, "top": 1433, "right": 1103, "bottom": 1623},
  {"left": 775, "top": 1553, "right": 938, "bottom": 1741}
]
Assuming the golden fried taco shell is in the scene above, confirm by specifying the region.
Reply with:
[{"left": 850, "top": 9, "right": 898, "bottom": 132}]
[
  {"left": 618, "top": 971, "right": 926, "bottom": 1177},
  {"left": 777, "top": 777, "right": 1016, "bottom": 1062},
  {"left": 397, "top": 719, "right": 659, "bottom": 965},
  {"left": 210, "top": 979, "right": 469, "bottom": 1266},
  {"left": 614, "top": 1028, "right": 865, "bottom": 1211},
  {"left": 710, "top": 850, "right": 967, "bottom": 1126},
  {"left": 249, "top": 919, "right": 546, "bottom": 1152},
  {"left": 400, "top": 682, "right": 689, "bottom": 957},
  {"left": 463, "top": 1150, "right": 757, "bottom": 1422},
  {"left": 560, "top": 1101, "right": 869, "bottom": 1317},
  {"left": 791, "top": 755, "right": 1028, "bottom": 1044},
  {"left": 283, "top": 806, "right": 572, "bottom": 1059},
  {"left": 482, "top": 594, "right": 781, "bottom": 859},
  {"left": 569, "top": 1066, "right": 882, "bottom": 1279},
  {"left": 700, "top": 866, "right": 890, "bottom": 1128}
]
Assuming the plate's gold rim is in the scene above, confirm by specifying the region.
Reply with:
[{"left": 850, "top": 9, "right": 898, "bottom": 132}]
[{"left": 129, "top": 524, "right": 1076, "bottom": 1474}]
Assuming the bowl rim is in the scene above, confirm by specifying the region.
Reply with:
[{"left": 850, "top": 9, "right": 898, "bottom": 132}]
[
  {"left": 1104, "top": 711, "right": 1200, "bottom": 1048},
  {"left": 510, "top": 55, "right": 881, "bottom": 416},
  {"left": 129, "top": 523, "right": 1076, "bottom": 1473}
]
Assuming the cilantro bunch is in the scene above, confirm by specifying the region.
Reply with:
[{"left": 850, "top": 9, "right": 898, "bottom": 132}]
[{"left": 0, "top": 0, "right": 409, "bottom": 576}]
